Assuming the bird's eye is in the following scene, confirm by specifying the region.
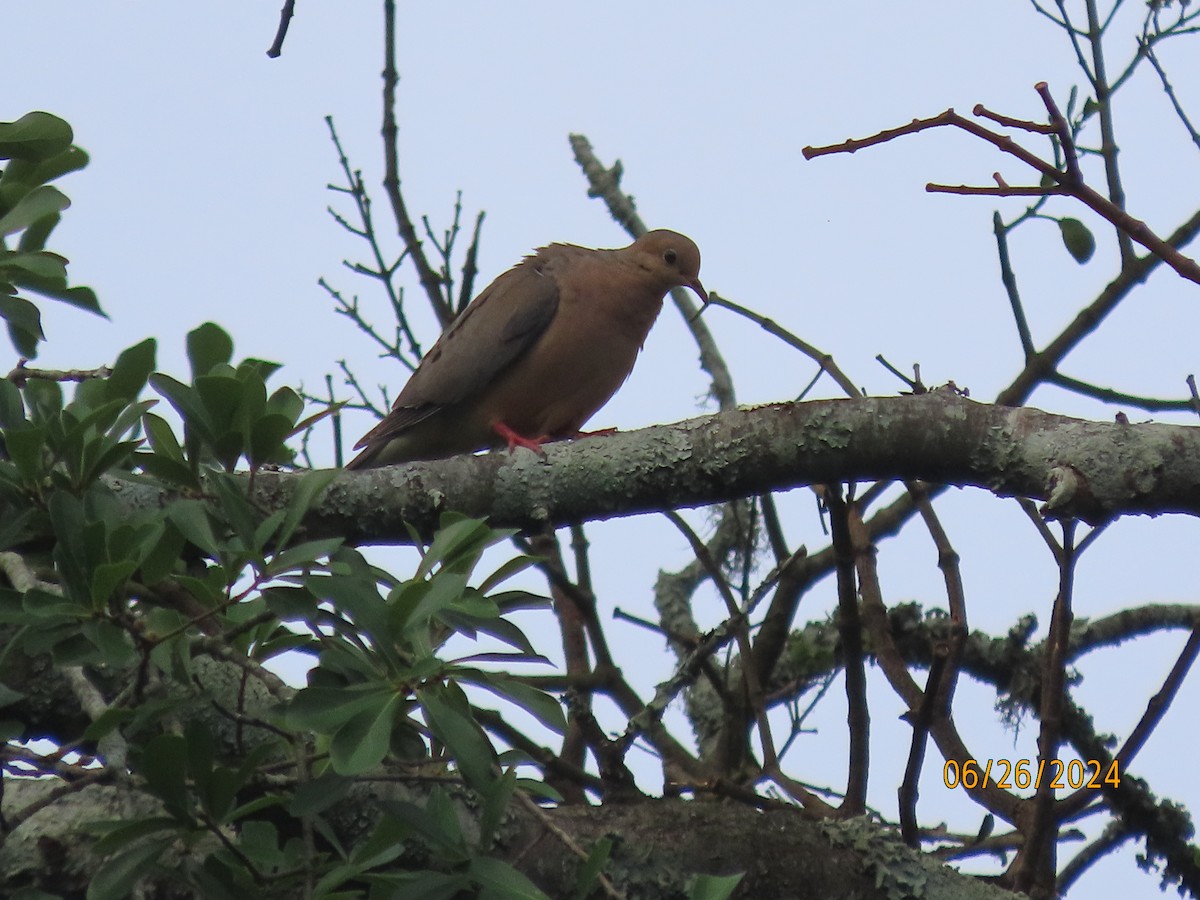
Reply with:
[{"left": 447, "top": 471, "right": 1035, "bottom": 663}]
[{"left": 663, "top": 249, "right": 678, "bottom": 266}]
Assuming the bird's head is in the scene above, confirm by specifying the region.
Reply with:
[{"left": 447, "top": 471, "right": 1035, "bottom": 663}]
[{"left": 629, "top": 229, "right": 707, "bottom": 303}]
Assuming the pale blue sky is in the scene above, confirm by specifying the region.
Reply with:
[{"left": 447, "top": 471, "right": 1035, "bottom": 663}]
[{"left": 7, "top": 4, "right": 1200, "bottom": 896}]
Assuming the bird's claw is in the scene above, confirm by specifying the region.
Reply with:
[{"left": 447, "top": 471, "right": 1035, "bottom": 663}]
[{"left": 492, "top": 421, "right": 549, "bottom": 455}]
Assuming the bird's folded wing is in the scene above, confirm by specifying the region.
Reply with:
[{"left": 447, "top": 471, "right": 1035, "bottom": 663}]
[{"left": 353, "top": 259, "right": 561, "bottom": 449}]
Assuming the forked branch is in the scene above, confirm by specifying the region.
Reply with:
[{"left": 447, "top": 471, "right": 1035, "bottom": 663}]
[{"left": 803, "top": 83, "right": 1200, "bottom": 286}]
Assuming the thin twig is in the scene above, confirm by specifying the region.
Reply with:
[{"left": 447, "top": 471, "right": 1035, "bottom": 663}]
[
  {"left": 824, "top": 493, "right": 870, "bottom": 815},
  {"left": 804, "top": 100, "right": 1200, "bottom": 285},
  {"left": 6, "top": 361, "right": 110, "bottom": 387},
  {"left": 380, "top": 0, "right": 452, "bottom": 324},
  {"left": 706, "top": 292, "right": 861, "bottom": 399},
  {"left": 993, "top": 211, "right": 1036, "bottom": 360},
  {"left": 265, "top": 0, "right": 295, "bottom": 58}
]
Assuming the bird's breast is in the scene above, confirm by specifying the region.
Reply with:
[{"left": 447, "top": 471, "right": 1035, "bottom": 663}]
[{"left": 478, "top": 289, "right": 664, "bottom": 438}]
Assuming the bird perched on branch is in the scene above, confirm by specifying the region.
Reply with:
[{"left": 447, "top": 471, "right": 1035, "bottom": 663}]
[{"left": 346, "top": 229, "right": 706, "bottom": 469}]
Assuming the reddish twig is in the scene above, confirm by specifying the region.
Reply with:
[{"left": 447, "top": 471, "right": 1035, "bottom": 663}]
[
  {"left": 974, "top": 104, "right": 1058, "bottom": 135},
  {"left": 803, "top": 89, "right": 1200, "bottom": 286}
]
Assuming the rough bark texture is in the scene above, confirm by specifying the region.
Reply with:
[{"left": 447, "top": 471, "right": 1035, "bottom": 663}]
[
  {"left": 1, "top": 774, "right": 1014, "bottom": 899},
  {"left": 239, "top": 392, "right": 1200, "bottom": 542}
]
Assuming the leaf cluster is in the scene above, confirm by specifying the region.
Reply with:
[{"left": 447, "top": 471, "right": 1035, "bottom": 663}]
[
  {"left": 0, "top": 125, "right": 579, "bottom": 897},
  {"left": 0, "top": 111, "right": 102, "bottom": 357}
]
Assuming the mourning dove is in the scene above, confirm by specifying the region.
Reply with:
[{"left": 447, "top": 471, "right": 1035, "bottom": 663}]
[{"left": 347, "top": 229, "right": 705, "bottom": 468}]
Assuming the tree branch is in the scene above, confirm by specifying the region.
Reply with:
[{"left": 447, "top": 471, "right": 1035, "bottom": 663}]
[{"left": 233, "top": 392, "right": 1200, "bottom": 544}]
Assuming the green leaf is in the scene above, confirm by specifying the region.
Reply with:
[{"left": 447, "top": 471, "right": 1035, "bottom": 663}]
[
  {"left": 404, "top": 569, "right": 472, "bottom": 632},
  {"left": 238, "top": 819, "right": 284, "bottom": 869},
  {"left": 0, "top": 588, "right": 21, "bottom": 621},
  {"left": 255, "top": 629, "right": 313, "bottom": 661},
  {"left": 349, "top": 813, "right": 407, "bottom": 869},
  {"left": 330, "top": 693, "right": 400, "bottom": 776},
  {"left": 286, "top": 684, "right": 395, "bottom": 733},
  {"left": 1058, "top": 217, "right": 1095, "bottom": 264},
  {"left": 381, "top": 789, "right": 468, "bottom": 859},
  {"left": 209, "top": 473, "right": 262, "bottom": 552},
  {"left": 237, "top": 357, "right": 282, "bottom": 383},
  {"left": 464, "top": 673, "right": 566, "bottom": 735},
  {"left": 83, "top": 707, "right": 134, "bottom": 742},
  {"left": 362, "top": 871, "right": 470, "bottom": 899},
  {"left": 0, "top": 249, "right": 67, "bottom": 281},
  {"left": 308, "top": 635, "right": 383, "bottom": 685},
  {"left": 139, "top": 733, "right": 191, "bottom": 819},
  {"left": 39, "top": 628, "right": 98, "bottom": 664},
  {"left": 24, "top": 376, "right": 63, "bottom": 421},
  {"left": 572, "top": 837, "right": 613, "bottom": 900},
  {"left": 265, "top": 538, "right": 344, "bottom": 578},
  {"left": 106, "top": 338, "right": 156, "bottom": 402},
  {"left": 266, "top": 384, "right": 303, "bottom": 420},
  {"left": 477, "top": 553, "right": 537, "bottom": 594},
  {"left": 183, "top": 719, "right": 214, "bottom": 780},
  {"left": 17, "top": 210, "right": 59, "bottom": 251},
  {"left": 0, "top": 681, "right": 25, "bottom": 708},
  {"left": 104, "top": 519, "right": 160, "bottom": 567},
  {"left": 0, "top": 378, "right": 25, "bottom": 427},
  {"left": 79, "top": 438, "right": 143, "bottom": 487},
  {"left": 82, "top": 619, "right": 135, "bottom": 667},
  {"left": 310, "top": 574, "right": 399, "bottom": 669},
  {"left": 0, "top": 508, "right": 32, "bottom": 553},
  {"left": 0, "top": 185, "right": 70, "bottom": 238},
  {"left": 417, "top": 515, "right": 493, "bottom": 579},
  {"left": 60, "top": 395, "right": 127, "bottom": 456},
  {"left": 689, "top": 872, "right": 745, "bottom": 900},
  {"left": 0, "top": 112, "right": 73, "bottom": 162},
  {"left": 4, "top": 423, "right": 47, "bottom": 481},
  {"left": 22, "top": 586, "right": 88, "bottom": 620},
  {"left": 149, "top": 373, "right": 218, "bottom": 447},
  {"left": 251, "top": 509, "right": 286, "bottom": 554},
  {"left": 49, "top": 491, "right": 90, "bottom": 602},
  {"left": 28, "top": 144, "right": 89, "bottom": 184},
  {"left": 165, "top": 499, "right": 221, "bottom": 558},
  {"left": 184, "top": 721, "right": 241, "bottom": 824},
  {"left": 461, "top": 607, "right": 545, "bottom": 658},
  {"left": 248, "top": 412, "right": 296, "bottom": 466},
  {"left": 288, "top": 773, "right": 352, "bottom": 817},
  {"left": 275, "top": 468, "right": 336, "bottom": 549},
  {"left": 195, "top": 373, "right": 244, "bottom": 433},
  {"left": 0, "top": 294, "right": 44, "bottom": 355},
  {"left": 418, "top": 682, "right": 497, "bottom": 792},
  {"left": 89, "top": 816, "right": 178, "bottom": 856},
  {"left": 20, "top": 280, "right": 102, "bottom": 317},
  {"left": 141, "top": 411, "right": 185, "bottom": 462},
  {"left": 186, "top": 322, "right": 234, "bottom": 378},
  {"left": 262, "top": 584, "right": 319, "bottom": 620},
  {"left": 477, "top": 768, "right": 517, "bottom": 852},
  {"left": 469, "top": 856, "right": 552, "bottom": 900},
  {"left": 136, "top": 451, "right": 197, "bottom": 487},
  {"left": 86, "top": 837, "right": 171, "bottom": 900}
]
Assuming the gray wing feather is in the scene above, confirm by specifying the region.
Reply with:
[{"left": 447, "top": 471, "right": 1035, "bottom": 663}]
[{"left": 352, "top": 260, "right": 560, "bottom": 449}]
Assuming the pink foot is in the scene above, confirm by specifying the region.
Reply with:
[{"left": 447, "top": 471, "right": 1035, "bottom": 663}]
[{"left": 492, "top": 421, "right": 549, "bottom": 455}]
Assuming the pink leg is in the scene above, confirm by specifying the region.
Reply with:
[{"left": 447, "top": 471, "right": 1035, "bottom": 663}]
[{"left": 492, "top": 421, "right": 549, "bottom": 455}]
